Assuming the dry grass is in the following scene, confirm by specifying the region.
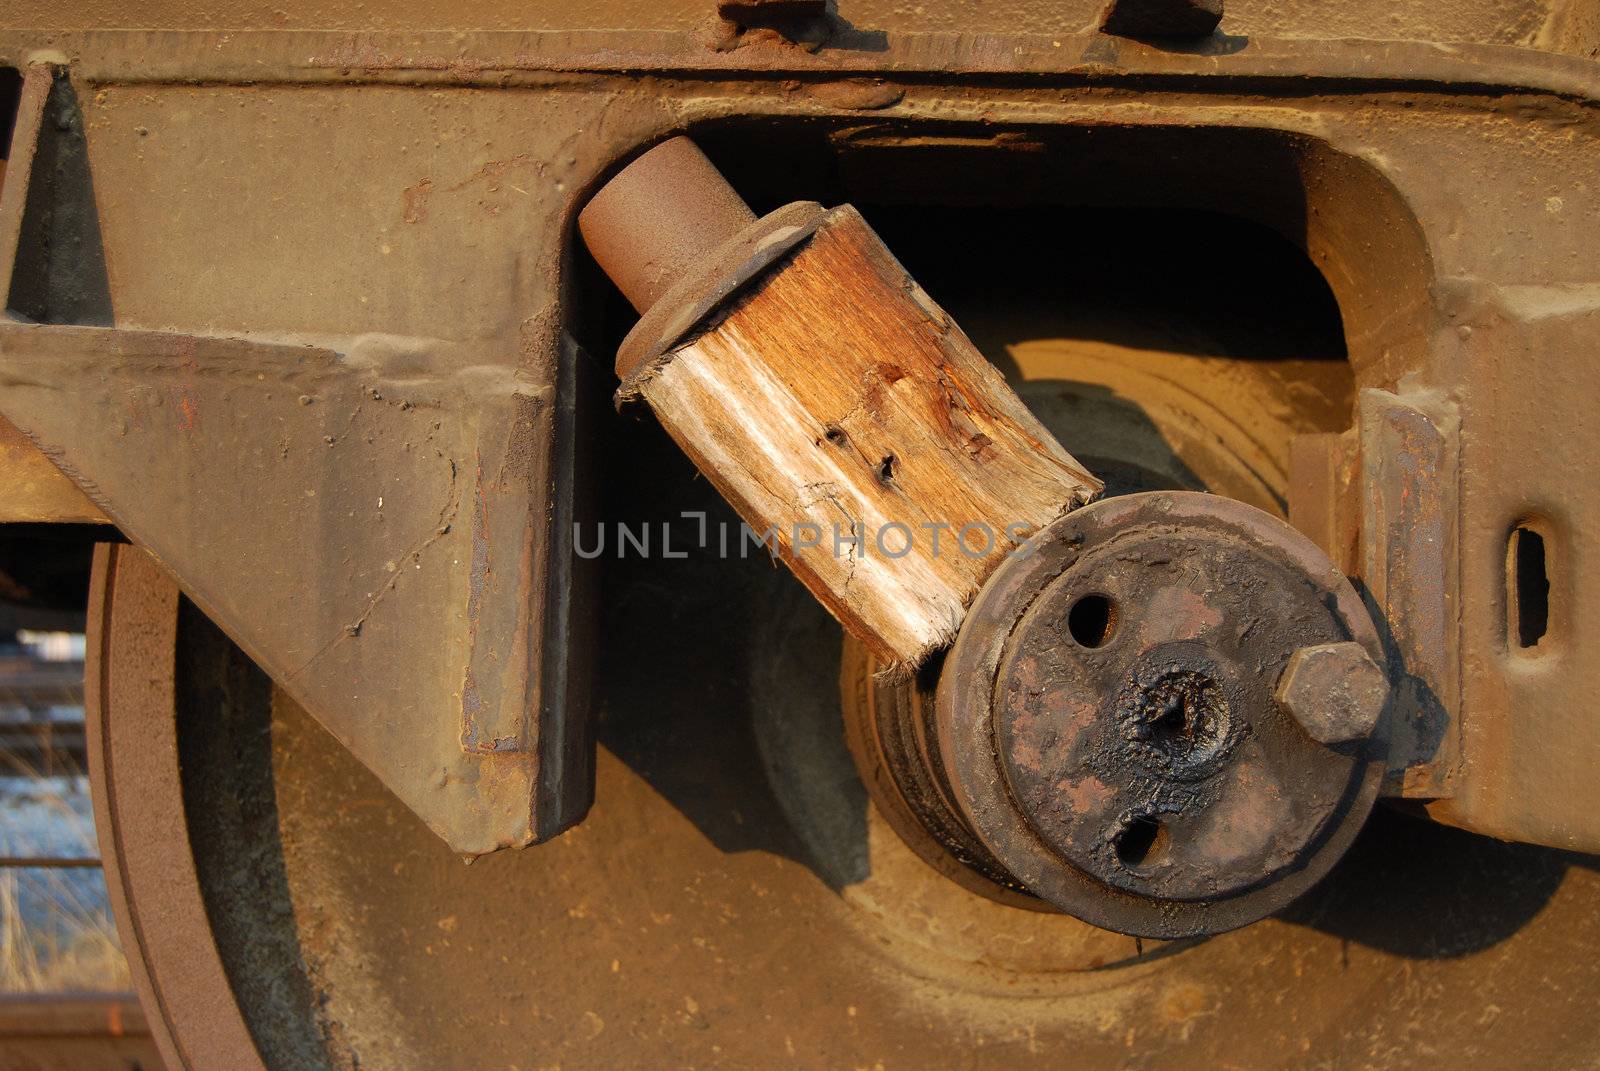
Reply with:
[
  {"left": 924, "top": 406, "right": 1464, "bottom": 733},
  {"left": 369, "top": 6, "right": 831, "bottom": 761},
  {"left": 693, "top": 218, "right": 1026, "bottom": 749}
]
[
  {"left": 0, "top": 868, "right": 129, "bottom": 992},
  {"left": 0, "top": 749, "right": 131, "bottom": 994}
]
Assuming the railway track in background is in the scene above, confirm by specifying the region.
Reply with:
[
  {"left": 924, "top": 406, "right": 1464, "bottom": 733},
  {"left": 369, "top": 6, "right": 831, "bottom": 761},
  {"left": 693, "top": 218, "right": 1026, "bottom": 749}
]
[{"left": 0, "top": 993, "right": 161, "bottom": 1070}]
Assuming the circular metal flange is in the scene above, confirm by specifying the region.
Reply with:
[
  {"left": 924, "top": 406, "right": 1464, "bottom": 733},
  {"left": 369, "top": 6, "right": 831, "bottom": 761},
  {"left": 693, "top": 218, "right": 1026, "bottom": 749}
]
[
  {"left": 936, "top": 491, "right": 1389, "bottom": 938},
  {"left": 838, "top": 636, "right": 1045, "bottom": 910}
]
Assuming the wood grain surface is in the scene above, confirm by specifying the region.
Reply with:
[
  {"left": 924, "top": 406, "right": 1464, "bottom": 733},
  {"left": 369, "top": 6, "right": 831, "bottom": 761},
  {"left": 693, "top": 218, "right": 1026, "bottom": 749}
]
[{"left": 638, "top": 206, "right": 1100, "bottom": 669}]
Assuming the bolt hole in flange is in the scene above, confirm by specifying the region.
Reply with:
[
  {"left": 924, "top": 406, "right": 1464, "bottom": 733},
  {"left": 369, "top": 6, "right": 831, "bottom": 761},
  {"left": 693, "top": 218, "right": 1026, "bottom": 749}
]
[
  {"left": 1067, "top": 593, "right": 1117, "bottom": 648},
  {"left": 1113, "top": 814, "right": 1170, "bottom": 870}
]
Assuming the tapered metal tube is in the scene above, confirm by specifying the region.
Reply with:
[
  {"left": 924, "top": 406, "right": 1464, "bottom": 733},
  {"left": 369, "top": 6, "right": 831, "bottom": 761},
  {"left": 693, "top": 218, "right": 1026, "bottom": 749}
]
[{"left": 578, "top": 137, "right": 757, "bottom": 315}]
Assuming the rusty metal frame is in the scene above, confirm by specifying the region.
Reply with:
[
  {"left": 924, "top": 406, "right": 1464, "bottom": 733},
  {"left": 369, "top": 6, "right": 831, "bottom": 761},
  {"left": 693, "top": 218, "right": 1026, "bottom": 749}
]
[
  {"left": 0, "top": 61, "right": 599, "bottom": 853},
  {"left": 0, "top": 22, "right": 1596, "bottom": 853}
]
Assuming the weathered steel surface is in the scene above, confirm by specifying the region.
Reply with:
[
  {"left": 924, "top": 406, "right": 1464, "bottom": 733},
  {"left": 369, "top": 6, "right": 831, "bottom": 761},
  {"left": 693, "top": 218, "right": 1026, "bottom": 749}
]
[
  {"left": 0, "top": 79, "right": 94, "bottom": 536},
  {"left": 1360, "top": 389, "right": 1461, "bottom": 799},
  {"left": 0, "top": 3, "right": 1594, "bottom": 855},
  {"left": 37, "top": 30, "right": 1597, "bottom": 1039},
  {"left": 839, "top": 631, "right": 1039, "bottom": 906},
  {"left": 5, "top": 23, "right": 1600, "bottom": 83},
  {"left": 1286, "top": 430, "right": 1359, "bottom": 575},
  {"left": 1426, "top": 277, "right": 1600, "bottom": 849},
  {"left": 0, "top": 322, "right": 592, "bottom": 852},
  {"left": 936, "top": 492, "right": 1387, "bottom": 937},
  {"left": 1, "top": 0, "right": 1596, "bottom": 55},
  {"left": 0, "top": 67, "right": 604, "bottom": 852}
]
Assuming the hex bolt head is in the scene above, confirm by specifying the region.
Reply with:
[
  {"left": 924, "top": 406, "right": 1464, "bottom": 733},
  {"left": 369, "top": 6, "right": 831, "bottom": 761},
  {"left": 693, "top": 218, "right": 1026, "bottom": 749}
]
[{"left": 1275, "top": 641, "right": 1390, "bottom": 745}]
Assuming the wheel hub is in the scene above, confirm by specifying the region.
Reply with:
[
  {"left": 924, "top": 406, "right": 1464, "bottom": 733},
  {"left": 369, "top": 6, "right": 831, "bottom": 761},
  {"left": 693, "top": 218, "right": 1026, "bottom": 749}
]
[{"left": 933, "top": 492, "right": 1389, "bottom": 936}]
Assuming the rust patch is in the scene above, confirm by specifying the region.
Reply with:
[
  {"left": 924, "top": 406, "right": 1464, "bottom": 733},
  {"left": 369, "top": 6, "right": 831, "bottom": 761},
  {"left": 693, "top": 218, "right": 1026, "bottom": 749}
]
[
  {"left": 800, "top": 79, "right": 904, "bottom": 111},
  {"left": 446, "top": 153, "right": 535, "bottom": 195},
  {"left": 500, "top": 393, "right": 544, "bottom": 482},
  {"left": 401, "top": 178, "right": 433, "bottom": 224}
]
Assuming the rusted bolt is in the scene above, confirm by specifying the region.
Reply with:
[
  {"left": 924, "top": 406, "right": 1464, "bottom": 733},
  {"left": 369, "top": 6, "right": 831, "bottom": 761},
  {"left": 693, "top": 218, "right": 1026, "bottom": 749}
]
[
  {"left": 1276, "top": 642, "right": 1390, "bottom": 745},
  {"left": 1100, "top": 0, "right": 1224, "bottom": 38}
]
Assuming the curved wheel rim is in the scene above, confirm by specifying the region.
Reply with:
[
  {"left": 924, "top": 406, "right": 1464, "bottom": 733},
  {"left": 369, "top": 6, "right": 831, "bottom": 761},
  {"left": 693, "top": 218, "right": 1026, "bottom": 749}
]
[{"left": 86, "top": 543, "right": 265, "bottom": 1070}]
